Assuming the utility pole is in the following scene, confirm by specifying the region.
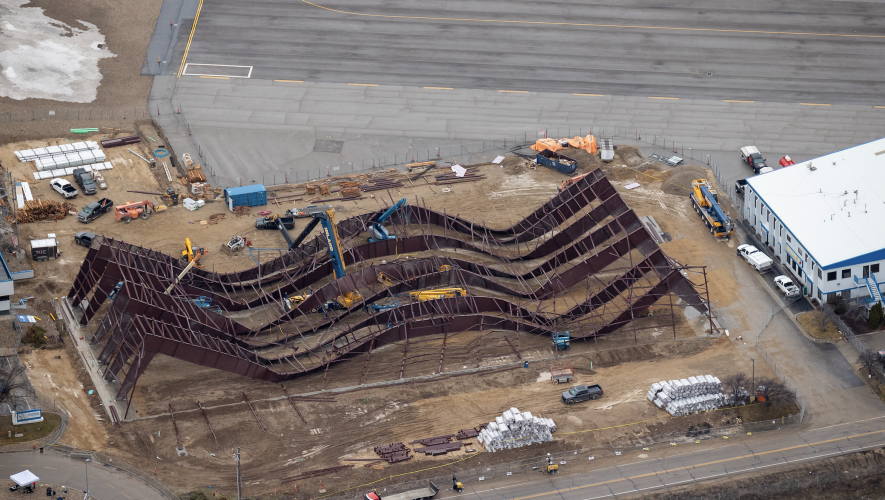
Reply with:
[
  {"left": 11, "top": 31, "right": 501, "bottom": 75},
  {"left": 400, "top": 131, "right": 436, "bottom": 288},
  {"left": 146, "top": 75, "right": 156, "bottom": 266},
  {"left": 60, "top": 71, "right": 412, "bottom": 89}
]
[{"left": 235, "top": 447, "right": 242, "bottom": 500}]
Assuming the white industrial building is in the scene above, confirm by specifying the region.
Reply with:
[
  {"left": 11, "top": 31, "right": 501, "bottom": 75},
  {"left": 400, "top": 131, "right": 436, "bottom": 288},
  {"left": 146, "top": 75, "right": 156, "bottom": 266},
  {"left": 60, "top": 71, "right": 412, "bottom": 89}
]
[{"left": 744, "top": 137, "right": 885, "bottom": 307}]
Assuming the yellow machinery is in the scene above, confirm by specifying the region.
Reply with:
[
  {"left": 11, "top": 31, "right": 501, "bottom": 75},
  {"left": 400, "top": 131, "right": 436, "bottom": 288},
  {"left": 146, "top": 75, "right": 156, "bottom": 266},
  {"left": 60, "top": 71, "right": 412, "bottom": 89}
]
[
  {"left": 409, "top": 288, "right": 467, "bottom": 301},
  {"left": 163, "top": 188, "right": 180, "bottom": 206},
  {"left": 290, "top": 206, "right": 363, "bottom": 312},
  {"left": 181, "top": 238, "right": 207, "bottom": 268},
  {"left": 541, "top": 456, "right": 558, "bottom": 475},
  {"left": 452, "top": 475, "right": 464, "bottom": 493},
  {"left": 439, "top": 265, "right": 453, "bottom": 272},
  {"left": 378, "top": 272, "right": 394, "bottom": 288},
  {"left": 689, "top": 179, "right": 734, "bottom": 238},
  {"left": 285, "top": 291, "right": 313, "bottom": 310}
]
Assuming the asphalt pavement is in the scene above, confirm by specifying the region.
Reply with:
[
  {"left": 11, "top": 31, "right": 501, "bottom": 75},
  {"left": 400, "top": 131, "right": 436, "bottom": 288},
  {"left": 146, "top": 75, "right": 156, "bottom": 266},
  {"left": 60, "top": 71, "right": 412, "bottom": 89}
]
[
  {"left": 430, "top": 415, "right": 885, "bottom": 500},
  {"left": 170, "top": 0, "right": 885, "bottom": 105},
  {"left": 0, "top": 451, "right": 166, "bottom": 500}
]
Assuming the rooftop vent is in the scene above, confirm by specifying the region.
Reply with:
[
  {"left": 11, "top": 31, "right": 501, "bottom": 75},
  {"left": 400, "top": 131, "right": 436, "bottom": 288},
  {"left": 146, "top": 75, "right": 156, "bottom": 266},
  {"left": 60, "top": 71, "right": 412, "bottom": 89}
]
[{"left": 808, "top": 162, "right": 817, "bottom": 171}]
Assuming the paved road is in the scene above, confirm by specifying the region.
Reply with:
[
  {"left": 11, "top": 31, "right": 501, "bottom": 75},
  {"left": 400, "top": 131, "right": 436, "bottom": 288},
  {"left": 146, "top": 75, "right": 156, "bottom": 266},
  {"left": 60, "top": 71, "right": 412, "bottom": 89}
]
[
  {"left": 171, "top": 0, "right": 885, "bottom": 105},
  {"left": 428, "top": 415, "right": 885, "bottom": 500},
  {"left": 0, "top": 451, "right": 165, "bottom": 500}
]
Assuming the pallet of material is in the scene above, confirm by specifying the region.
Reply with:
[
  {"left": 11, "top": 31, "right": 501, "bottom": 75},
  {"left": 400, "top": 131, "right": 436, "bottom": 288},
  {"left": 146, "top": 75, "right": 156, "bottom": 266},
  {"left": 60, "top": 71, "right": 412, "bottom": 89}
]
[
  {"left": 186, "top": 168, "right": 207, "bottom": 183},
  {"left": 410, "top": 435, "right": 455, "bottom": 446},
  {"left": 456, "top": 428, "right": 479, "bottom": 439},
  {"left": 101, "top": 135, "right": 141, "bottom": 148},
  {"left": 374, "top": 443, "right": 407, "bottom": 455}
]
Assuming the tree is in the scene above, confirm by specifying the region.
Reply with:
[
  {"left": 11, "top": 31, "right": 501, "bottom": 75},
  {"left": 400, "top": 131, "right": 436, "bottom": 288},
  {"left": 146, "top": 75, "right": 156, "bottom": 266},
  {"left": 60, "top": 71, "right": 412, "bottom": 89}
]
[
  {"left": 869, "top": 303, "right": 884, "bottom": 330},
  {"left": 857, "top": 349, "right": 878, "bottom": 377},
  {"left": 0, "top": 359, "right": 33, "bottom": 411},
  {"left": 754, "top": 377, "right": 795, "bottom": 406},
  {"left": 721, "top": 372, "right": 750, "bottom": 406}
]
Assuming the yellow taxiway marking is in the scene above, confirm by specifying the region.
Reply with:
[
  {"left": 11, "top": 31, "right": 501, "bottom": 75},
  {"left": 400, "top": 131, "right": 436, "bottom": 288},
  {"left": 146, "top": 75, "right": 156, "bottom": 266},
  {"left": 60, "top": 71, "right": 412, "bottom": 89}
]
[
  {"left": 274, "top": 79, "right": 304, "bottom": 83},
  {"left": 302, "top": 0, "right": 885, "bottom": 39},
  {"left": 349, "top": 83, "right": 379, "bottom": 86},
  {"left": 177, "top": 0, "right": 206, "bottom": 77},
  {"left": 649, "top": 96, "right": 679, "bottom": 100},
  {"left": 801, "top": 102, "right": 831, "bottom": 106},
  {"left": 199, "top": 75, "right": 230, "bottom": 79},
  {"left": 724, "top": 100, "right": 755, "bottom": 103},
  {"left": 44, "top": 467, "right": 57, "bottom": 470},
  {"left": 574, "top": 93, "right": 604, "bottom": 96},
  {"left": 875, "top": 106, "right": 885, "bottom": 109},
  {"left": 425, "top": 86, "right": 454, "bottom": 90},
  {"left": 499, "top": 90, "right": 529, "bottom": 93}
]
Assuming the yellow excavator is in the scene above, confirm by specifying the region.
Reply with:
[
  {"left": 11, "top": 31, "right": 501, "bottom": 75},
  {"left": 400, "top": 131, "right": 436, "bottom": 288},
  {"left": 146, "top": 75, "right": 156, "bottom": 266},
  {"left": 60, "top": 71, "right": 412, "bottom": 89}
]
[
  {"left": 409, "top": 288, "right": 467, "bottom": 301},
  {"left": 181, "top": 238, "right": 207, "bottom": 268}
]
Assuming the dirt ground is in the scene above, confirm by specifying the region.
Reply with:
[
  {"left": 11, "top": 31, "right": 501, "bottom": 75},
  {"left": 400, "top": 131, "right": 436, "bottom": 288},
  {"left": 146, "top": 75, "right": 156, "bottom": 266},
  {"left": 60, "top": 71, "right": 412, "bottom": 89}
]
[
  {"left": 796, "top": 311, "right": 842, "bottom": 341},
  {"left": 0, "top": 138, "right": 788, "bottom": 498},
  {"left": 0, "top": 0, "right": 162, "bottom": 144}
]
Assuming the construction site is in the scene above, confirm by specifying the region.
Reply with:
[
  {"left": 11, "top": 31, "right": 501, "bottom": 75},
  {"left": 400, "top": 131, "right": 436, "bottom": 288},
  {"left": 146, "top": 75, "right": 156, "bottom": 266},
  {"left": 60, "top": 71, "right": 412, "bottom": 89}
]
[{"left": 0, "top": 123, "right": 803, "bottom": 499}]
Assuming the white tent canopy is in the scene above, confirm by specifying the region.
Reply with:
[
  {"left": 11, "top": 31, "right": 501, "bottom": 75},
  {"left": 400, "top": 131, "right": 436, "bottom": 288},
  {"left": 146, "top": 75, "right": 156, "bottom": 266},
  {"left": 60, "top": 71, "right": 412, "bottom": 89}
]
[{"left": 10, "top": 469, "right": 39, "bottom": 486}]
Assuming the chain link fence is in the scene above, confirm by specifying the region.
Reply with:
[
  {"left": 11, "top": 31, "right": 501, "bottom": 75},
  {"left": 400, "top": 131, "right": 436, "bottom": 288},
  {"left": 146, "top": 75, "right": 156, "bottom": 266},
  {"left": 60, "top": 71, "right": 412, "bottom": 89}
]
[
  {"left": 176, "top": 108, "right": 732, "bottom": 189},
  {"left": 754, "top": 342, "right": 807, "bottom": 423},
  {"left": 0, "top": 108, "right": 151, "bottom": 123},
  {"left": 325, "top": 415, "right": 799, "bottom": 500},
  {"left": 821, "top": 305, "right": 885, "bottom": 384}
]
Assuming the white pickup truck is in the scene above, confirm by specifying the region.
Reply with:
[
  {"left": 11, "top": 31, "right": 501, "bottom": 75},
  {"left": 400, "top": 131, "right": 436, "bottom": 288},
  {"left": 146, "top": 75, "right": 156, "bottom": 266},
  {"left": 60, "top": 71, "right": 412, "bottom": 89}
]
[
  {"left": 737, "top": 244, "right": 773, "bottom": 272},
  {"left": 774, "top": 275, "right": 801, "bottom": 297}
]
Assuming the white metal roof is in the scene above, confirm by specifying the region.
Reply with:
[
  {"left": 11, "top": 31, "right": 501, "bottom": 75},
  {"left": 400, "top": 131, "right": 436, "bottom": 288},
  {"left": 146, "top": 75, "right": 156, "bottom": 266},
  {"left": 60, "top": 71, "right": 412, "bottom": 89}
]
[{"left": 746, "top": 137, "right": 885, "bottom": 269}]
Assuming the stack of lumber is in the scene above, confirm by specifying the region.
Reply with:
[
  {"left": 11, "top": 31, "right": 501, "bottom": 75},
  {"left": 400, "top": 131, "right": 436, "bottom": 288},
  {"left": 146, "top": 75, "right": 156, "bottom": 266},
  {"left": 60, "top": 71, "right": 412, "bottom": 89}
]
[
  {"left": 232, "top": 206, "right": 251, "bottom": 216},
  {"left": 208, "top": 213, "right": 226, "bottom": 225},
  {"left": 341, "top": 187, "right": 360, "bottom": 197},
  {"left": 14, "top": 199, "right": 77, "bottom": 223},
  {"left": 186, "top": 167, "right": 207, "bottom": 183}
]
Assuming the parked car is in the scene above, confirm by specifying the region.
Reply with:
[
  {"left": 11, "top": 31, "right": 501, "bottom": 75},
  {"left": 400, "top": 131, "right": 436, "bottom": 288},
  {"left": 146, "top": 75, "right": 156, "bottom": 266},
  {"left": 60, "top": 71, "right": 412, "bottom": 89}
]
[
  {"left": 50, "top": 178, "right": 78, "bottom": 199},
  {"left": 72, "top": 168, "right": 97, "bottom": 195},
  {"left": 735, "top": 179, "right": 748, "bottom": 196},
  {"left": 740, "top": 146, "right": 768, "bottom": 174},
  {"left": 561, "top": 384, "right": 603, "bottom": 404},
  {"left": 779, "top": 155, "right": 796, "bottom": 167},
  {"left": 774, "top": 275, "right": 801, "bottom": 297},
  {"left": 74, "top": 231, "right": 96, "bottom": 247},
  {"left": 77, "top": 198, "right": 114, "bottom": 223},
  {"left": 737, "top": 244, "right": 773, "bottom": 272}
]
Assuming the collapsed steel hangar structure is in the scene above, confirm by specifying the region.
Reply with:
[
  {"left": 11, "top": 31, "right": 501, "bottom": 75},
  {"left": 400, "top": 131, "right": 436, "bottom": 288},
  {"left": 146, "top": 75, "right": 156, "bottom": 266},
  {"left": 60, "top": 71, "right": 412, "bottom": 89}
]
[{"left": 67, "top": 168, "right": 713, "bottom": 404}]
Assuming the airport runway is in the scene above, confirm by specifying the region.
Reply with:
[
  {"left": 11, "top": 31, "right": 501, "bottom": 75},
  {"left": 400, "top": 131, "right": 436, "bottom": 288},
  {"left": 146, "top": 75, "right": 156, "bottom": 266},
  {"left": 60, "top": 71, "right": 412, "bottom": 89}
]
[{"left": 173, "top": 0, "right": 885, "bottom": 105}]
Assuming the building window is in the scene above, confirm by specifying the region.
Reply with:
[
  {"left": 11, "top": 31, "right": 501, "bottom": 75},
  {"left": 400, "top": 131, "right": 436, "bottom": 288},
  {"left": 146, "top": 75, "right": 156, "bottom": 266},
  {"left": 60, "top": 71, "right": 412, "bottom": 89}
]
[
  {"left": 842, "top": 269, "right": 851, "bottom": 279},
  {"left": 817, "top": 289, "right": 822, "bottom": 300},
  {"left": 787, "top": 235, "right": 791, "bottom": 243},
  {"left": 873, "top": 264, "right": 881, "bottom": 274},
  {"left": 827, "top": 271, "right": 837, "bottom": 281},
  {"left": 754, "top": 196, "right": 757, "bottom": 208},
  {"left": 818, "top": 269, "right": 822, "bottom": 279}
]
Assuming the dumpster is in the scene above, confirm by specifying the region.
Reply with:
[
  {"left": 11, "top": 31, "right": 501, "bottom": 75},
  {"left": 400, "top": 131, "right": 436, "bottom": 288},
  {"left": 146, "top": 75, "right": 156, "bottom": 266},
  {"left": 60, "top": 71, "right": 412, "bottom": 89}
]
[{"left": 536, "top": 150, "right": 578, "bottom": 175}]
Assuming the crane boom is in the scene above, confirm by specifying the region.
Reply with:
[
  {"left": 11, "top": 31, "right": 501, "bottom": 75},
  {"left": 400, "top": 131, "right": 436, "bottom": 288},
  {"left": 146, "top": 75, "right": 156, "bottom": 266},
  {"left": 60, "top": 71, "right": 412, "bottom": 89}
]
[
  {"left": 368, "top": 198, "right": 407, "bottom": 242},
  {"left": 690, "top": 179, "right": 734, "bottom": 238}
]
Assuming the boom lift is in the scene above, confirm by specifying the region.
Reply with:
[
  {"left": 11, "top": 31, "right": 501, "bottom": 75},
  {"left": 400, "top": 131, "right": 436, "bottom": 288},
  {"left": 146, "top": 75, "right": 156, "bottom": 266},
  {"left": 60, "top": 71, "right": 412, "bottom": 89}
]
[
  {"left": 408, "top": 288, "right": 467, "bottom": 301},
  {"left": 287, "top": 205, "right": 363, "bottom": 312},
  {"left": 114, "top": 200, "right": 155, "bottom": 223},
  {"left": 181, "top": 238, "right": 207, "bottom": 267},
  {"left": 689, "top": 179, "right": 734, "bottom": 239},
  {"left": 368, "top": 198, "right": 407, "bottom": 242}
]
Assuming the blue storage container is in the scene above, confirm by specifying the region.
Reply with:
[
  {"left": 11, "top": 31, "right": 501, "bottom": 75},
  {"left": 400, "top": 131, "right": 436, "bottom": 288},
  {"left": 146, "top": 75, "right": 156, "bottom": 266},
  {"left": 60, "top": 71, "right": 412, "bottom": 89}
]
[{"left": 224, "top": 184, "right": 267, "bottom": 211}]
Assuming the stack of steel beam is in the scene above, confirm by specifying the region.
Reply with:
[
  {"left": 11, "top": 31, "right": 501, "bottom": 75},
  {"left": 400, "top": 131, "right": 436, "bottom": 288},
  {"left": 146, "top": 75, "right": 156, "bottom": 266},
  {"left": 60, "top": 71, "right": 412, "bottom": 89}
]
[{"left": 477, "top": 407, "right": 556, "bottom": 453}]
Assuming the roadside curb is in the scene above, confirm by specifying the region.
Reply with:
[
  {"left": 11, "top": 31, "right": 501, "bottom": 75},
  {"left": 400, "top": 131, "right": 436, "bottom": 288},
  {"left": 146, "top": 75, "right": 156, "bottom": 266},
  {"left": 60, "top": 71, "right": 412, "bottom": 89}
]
[{"left": 791, "top": 311, "right": 843, "bottom": 345}]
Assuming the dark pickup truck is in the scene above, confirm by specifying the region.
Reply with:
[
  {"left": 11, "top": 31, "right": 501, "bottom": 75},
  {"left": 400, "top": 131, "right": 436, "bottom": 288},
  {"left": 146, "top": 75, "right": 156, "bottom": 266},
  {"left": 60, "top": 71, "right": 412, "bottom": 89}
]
[
  {"left": 561, "top": 384, "right": 604, "bottom": 404},
  {"left": 255, "top": 215, "right": 296, "bottom": 230},
  {"left": 73, "top": 168, "right": 98, "bottom": 195},
  {"left": 77, "top": 198, "right": 114, "bottom": 223}
]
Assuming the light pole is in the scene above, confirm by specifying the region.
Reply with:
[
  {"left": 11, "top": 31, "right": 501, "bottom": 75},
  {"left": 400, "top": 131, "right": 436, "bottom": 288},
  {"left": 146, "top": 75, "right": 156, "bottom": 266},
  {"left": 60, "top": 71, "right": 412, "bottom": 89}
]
[
  {"left": 84, "top": 458, "right": 90, "bottom": 500},
  {"left": 751, "top": 358, "right": 755, "bottom": 402}
]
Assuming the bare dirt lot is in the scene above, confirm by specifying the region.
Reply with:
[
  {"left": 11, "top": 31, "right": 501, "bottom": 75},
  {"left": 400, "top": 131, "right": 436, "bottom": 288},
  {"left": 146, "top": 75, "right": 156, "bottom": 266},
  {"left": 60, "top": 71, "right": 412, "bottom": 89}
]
[
  {"left": 0, "top": 0, "right": 162, "bottom": 144},
  {"left": 2, "top": 139, "right": 788, "bottom": 498}
]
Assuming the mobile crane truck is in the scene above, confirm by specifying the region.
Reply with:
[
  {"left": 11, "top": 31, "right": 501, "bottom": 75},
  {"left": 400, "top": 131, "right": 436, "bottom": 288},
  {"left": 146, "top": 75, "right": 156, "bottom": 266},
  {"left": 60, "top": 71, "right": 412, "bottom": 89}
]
[{"left": 689, "top": 179, "right": 734, "bottom": 239}]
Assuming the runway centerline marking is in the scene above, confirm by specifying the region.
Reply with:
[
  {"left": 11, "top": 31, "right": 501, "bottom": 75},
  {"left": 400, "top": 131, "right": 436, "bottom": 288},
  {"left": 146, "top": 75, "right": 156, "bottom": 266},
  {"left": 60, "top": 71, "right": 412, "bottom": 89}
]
[{"left": 300, "top": 0, "right": 885, "bottom": 39}]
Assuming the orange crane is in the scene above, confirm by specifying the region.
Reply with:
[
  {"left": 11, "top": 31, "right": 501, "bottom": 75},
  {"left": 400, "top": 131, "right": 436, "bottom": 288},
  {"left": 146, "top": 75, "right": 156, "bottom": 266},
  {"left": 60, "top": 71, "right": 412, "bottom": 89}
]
[{"left": 115, "top": 201, "right": 155, "bottom": 223}]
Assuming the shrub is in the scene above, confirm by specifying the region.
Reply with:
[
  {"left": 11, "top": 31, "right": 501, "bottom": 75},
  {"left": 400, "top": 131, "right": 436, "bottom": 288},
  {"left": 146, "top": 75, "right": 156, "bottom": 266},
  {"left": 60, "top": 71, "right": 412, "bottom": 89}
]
[
  {"left": 23, "top": 325, "right": 46, "bottom": 348},
  {"left": 869, "top": 303, "right": 883, "bottom": 330},
  {"left": 833, "top": 300, "right": 847, "bottom": 315}
]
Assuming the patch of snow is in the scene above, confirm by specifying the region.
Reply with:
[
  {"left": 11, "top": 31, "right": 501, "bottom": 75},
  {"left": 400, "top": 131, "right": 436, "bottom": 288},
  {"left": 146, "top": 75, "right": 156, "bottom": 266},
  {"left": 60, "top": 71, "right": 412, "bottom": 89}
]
[{"left": 0, "top": 0, "right": 115, "bottom": 102}]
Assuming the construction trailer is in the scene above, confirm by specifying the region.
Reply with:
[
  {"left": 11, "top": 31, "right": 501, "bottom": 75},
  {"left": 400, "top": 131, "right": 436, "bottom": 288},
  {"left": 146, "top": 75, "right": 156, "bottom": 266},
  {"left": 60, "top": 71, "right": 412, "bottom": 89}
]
[{"left": 224, "top": 184, "right": 267, "bottom": 211}]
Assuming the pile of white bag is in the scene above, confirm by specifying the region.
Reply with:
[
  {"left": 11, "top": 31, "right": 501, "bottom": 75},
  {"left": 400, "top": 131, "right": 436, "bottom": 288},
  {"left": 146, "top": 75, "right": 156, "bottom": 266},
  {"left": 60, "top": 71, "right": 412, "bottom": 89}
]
[
  {"left": 647, "top": 375, "right": 735, "bottom": 416},
  {"left": 477, "top": 407, "right": 556, "bottom": 453}
]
